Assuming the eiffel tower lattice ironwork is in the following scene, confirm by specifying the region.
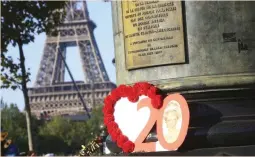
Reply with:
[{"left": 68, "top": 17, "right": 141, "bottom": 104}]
[{"left": 28, "top": 1, "right": 116, "bottom": 119}]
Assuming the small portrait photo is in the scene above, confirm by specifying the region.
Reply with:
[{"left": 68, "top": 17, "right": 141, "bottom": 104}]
[{"left": 162, "top": 100, "right": 182, "bottom": 143}]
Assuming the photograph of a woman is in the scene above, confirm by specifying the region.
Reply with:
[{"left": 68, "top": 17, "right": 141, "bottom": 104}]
[{"left": 162, "top": 100, "right": 182, "bottom": 143}]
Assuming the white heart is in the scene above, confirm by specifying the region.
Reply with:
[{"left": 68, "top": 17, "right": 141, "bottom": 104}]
[{"left": 114, "top": 95, "right": 150, "bottom": 142}]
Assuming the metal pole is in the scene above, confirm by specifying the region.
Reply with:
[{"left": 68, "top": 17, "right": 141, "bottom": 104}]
[
  {"left": 89, "top": 57, "right": 95, "bottom": 108},
  {"left": 87, "top": 48, "right": 95, "bottom": 109},
  {"left": 91, "top": 78, "right": 95, "bottom": 108},
  {"left": 58, "top": 47, "right": 91, "bottom": 119}
]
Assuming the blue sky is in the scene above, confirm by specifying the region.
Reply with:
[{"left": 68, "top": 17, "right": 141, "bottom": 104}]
[{"left": 1, "top": 1, "right": 116, "bottom": 110}]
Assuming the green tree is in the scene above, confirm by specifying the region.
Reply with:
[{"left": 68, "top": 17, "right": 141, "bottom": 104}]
[
  {"left": 87, "top": 105, "right": 104, "bottom": 137},
  {"left": 37, "top": 106, "right": 104, "bottom": 155},
  {"left": 37, "top": 117, "right": 71, "bottom": 154},
  {"left": 0, "top": 101, "right": 39, "bottom": 153},
  {"left": 0, "top": 98, "right": 105, "bottom": 155},
  {"left": 1, "top": 1, "right": 66, "bottom": 151},
  {"left": 38, "top": 116, "right": 85, "bottom": 155}
]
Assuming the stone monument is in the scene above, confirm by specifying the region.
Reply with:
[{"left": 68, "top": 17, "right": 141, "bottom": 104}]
[{"left": 111, "top": 1, "right": 255, "bottom": 155}]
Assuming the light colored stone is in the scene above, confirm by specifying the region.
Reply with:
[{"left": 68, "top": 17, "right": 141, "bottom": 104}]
[{"left": 112, "top": 1, "right": 255, "bottom": 90}]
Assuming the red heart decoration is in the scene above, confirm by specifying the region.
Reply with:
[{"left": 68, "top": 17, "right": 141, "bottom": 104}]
[{"left": 103, "top": 82, "right": 189, "bottom": 153}]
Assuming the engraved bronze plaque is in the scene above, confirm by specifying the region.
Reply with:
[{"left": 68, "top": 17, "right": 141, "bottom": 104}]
[{"left": 122, "top": 1, "right": 186, "bottom": 69}]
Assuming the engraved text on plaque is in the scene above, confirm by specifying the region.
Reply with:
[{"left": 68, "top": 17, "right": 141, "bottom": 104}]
[{"left": 122, "top": 1, "right": 186, "bottom": 69}]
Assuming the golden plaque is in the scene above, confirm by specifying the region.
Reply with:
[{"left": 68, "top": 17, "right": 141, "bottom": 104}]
[{"left": 122, "top": 1, "right": 186, "bottom": 69}]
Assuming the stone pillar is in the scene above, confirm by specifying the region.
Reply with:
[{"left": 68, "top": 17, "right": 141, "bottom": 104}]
[{"left": 111, "top": 1, "right": 255, "bottom": 155}]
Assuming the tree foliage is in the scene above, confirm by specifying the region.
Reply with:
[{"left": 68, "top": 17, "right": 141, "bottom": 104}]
[
  {"left": 1, "top": 1, "right": 66, "bottom": 50},
  {"left": 1, "top": 1, "right": 67, "bottom": 151},
  {"left": 0, "top": 100, "right": 39, "bottom": 152},
  {"left": 87, "top": 106, "right": 104, "bottom": 136},
  {"left": 1, "top": 1, "right": 66, "bottom": 89},
  {"left": 38, "top": 106, "right": 104, "bottom": 155},
  {"left": 1, "top": 100, "right": 104, "bottom": 155}
]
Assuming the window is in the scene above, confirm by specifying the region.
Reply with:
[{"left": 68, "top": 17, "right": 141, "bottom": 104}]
[
  {"left": 63, "top": 86, "right": 71, "bottom": 91},
  {"left": 74, "top": 1, "right": 83, "bottom": 10},
  {"left": 54, "top": 86, "right": 61, "bottom": 91}
]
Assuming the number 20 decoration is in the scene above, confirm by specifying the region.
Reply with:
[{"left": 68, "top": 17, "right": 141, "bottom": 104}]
[{"left": 103, "top": 82, "right": 190, "bottom": 153}]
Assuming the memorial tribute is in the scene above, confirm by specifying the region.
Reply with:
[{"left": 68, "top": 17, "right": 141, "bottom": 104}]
[
  {"left": 122, "top": 1, "right": 185, "bottom": 69},
  {"left": 110, "top": 1, "right": 255, "bottom": 156}
]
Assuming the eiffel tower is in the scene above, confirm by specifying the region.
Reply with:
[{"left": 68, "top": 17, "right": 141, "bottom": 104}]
[{"left": 28, "top": 1, "right": 116, "bottom": 119}]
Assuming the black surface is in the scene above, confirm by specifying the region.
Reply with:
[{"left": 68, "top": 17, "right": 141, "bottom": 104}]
[
  {"left": 178, "top": 88, "right": 255, "bottom": 152},
  {"left": 131, "top": 145, "right": 255, "bottom": 156},
  {"left": 104, "top": 87, "right": 255, "bottom": 155},
  {"left": 139, "top": 88, "right": 255, "bottom": 155}
]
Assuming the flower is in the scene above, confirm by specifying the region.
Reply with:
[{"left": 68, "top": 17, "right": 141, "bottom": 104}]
[
  {"left": 107, "top": 121, "right": 118, "bottom": 134},
  {"left": 134, "top": 82, "right": 152, "bottom": 95},
  {"left": 111, "top": 88, "right": 121, "bottom": 102},
  {"left": 117, "top": 84, "right": 129, "bottom": 97},
  {"left": 95, "top": 137, "right": 102, "bottom": 143},
  {"left": 128, "top": 94, "right": 139, "bottom": 102},
  {"left": 122, "top": 141, "right": 135, "bottom": 153},
  {"left": 151, "top": 95, "right": 163, "bottom": 109},
  {"left": 117, "top": 135, "right": 128, "bottom": 148},
  {"left": 127, "top": 88, "right": 139, "bottom": 103},
  {"left": 103, "top": 82, "right": 165, "bottom": 153},
  {"left": 104, "top": 96, "right": 114, "bottom": 107},
  {"left": 103, "top": 104, "right": 114, "bottom": 115},
  {"left": 147, "top": 86, "right": 158, "bottom": 98},
  {"left": 103, "top": 115, "right": 114, "bottom": 126},
  {"left": 111, "top": 128, "right": 121, "bottom": 142}
]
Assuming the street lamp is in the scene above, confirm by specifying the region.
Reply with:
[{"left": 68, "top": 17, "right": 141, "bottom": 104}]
[{"left": 112, "top": 58, "right": 115, "bottom": 67}]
